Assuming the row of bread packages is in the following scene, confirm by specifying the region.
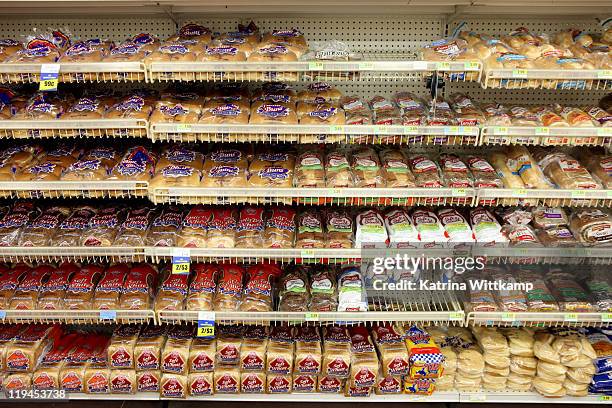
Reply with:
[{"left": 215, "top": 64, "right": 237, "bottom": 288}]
[
  {"left": 462, "top": 264, "right": 612, "bottom": 313},
  {"left": 422, "top": 26, "right": 612, "bottom": 71},
  {"left": 0, "top": 262, "right": 157, "bottom": 310},
  {"left": 4, "top": 86, "right": 611, "bottom": 130},
  {"left": 0, "top": 22, "right": 312, "bottom": 67},
  {"left": 0, "top": 323, "right": 444, "bottom": 397}
]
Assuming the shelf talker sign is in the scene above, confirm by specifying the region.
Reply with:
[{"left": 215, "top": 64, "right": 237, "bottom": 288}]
[
  {"left": 39, "top": 64, "right": 60, "bottom": 91},
  {"left": 172, "top": 248, "right": 190, "bottom": 274},
  {"left": 197, "top": 311, "right": 215, "bottom": 338}
]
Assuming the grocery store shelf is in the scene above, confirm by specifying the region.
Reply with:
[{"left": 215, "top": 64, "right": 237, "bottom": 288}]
[
  {"left": 148, "top": 57, "right": 481, "bottom": 82},
  {"left": 482, "top": 68, "right": 612, "bottom": 90},
  {"left": 476, "top": 188, "right": 612, "bottom": 208},
  {"left": 0, "top": 309, "right": 155, "bottom": 324},
  {"left": 149, "top": 123, "right": 480, "bottom": 145},
  {"left": 459, "top": 391, "right": 609, "bottom": 404},
  {"left": 180, "top": 392, "right": 461, "bottom": 402},
  {"left": 0, "top": 62, "right": 147, "bottom": 84},
  {"left": 467, "top": 311, "right": 612, "bottom": 328},
  {"left": 0, "top": 246, "right": 144, "bottom": 262},
  {"left": 0, "top": 180, "right": 149, "bottom": 199},
  {"left": 150, "top": 187, "right": 475, "bottom": 206},
  {"left": 481, "top": 126, "right": 612, "bottom": 147},
  {"left": 69, "top": 392, "right": 159, "bottom": 400},
  {"left": 0, "top": 119, "right": 148, "bottom": 139}
]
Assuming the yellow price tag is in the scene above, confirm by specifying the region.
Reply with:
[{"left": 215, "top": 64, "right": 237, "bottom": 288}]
[
  {"left": 329, "top": 125, "right": 344, "bottom": 134},
  {"left": 501, "top": 313, "right": 516, "bottom": 322},
  {"left": 598, "top": 128, "right": 612, "bottom": 136},
  {"left": 600, "top": 395, "right": 612, "bottom": 401},
  {"left": 449, "top": 312, "right": 464, "bottom": 321},
  {"left": 404, "top": 126, "right": 419, "bottom": 135},
  {"left": 196, "top": 325, "right": 215, "bottom": 337},
  {"left": 464, "top": 61, "right": 479, "bottom": 70},
  {"left": 39, "top": 78, "right": 58, "bottom": 91},
  {"left": 535, "top": 127, "right": 550, "bottom": 135},
  {"left": 436, "top": 62, "right": 451, "bottom": 70},
  {"left": 512, "top": 189, "right": 528, "bottom": 197},
  {"left": 305, "top": 312, "right": 320, "bottom": 321},
  {"left": 358, "top": 62, "right": 374, "bottom": 70},
  {"left": 452, "top": 188, "right": 467, "bottom": 197},
  {"left": 308, "top": 61, "right": 324, "bottom": 70},
  {"left": 172, "top": 263, "right": 190, "bottom": 274},
  {"left": 176, "top": 124, "right": 192, "bottom": 132},
  {"left": 494, "top": 127, "right": 509, "bottom": 135},
  {"left": 601, "top": 313, "right": 612, "bottom": 322},
  {"left": 597, "top": 70, "right": 612, "bottom": 79},
  {"left": 571, "top": 190, "right": 587, "bottom": 198},
  {"left": 564, "top": 313, "right": 579, "bottom": 322},
  {"left": 300, "top": 249, "right": 315, "bottom": 258},
  {"left": 512, "top": 69, "right": 528, "bottom": 78}
]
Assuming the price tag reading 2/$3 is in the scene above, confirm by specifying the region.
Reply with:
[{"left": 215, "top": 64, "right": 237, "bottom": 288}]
[
  {"left": 197, "top": 311, "right": 215, "bottom": 338},
  {"left": 172, "top": 248, "right": 190, "bottom": 274}
]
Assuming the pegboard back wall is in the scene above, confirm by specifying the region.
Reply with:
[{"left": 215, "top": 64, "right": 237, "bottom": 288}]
[{"left": 449, "top": 16, "right": 604, "bottom": 37}]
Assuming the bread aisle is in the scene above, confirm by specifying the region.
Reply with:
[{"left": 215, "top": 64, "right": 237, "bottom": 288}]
[{"left": 0, "top": 11, "right": 609, "bottom": 405}]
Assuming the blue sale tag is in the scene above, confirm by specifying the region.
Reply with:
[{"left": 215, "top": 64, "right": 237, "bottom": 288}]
[
  {"left": 0, "top": 310, "right": 6, "bottom": 319},
  {"left": 99, "top": 310, "right": 117, "bottom": 320},
  {"left": 197, "top": 311, "right": 215, "bottom": 338}
]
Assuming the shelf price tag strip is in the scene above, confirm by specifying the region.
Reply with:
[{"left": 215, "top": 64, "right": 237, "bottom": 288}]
[
  {"left": 197, "top": 311, "right": 215, "bottom": 338},
  {"left": 172, "top": 248, "right": 190, "bottom": 274},
  {"left": 99, "top": 310, "right": 117, "bottom": 321},
  {"left": 0, "top": 310, "right": 5, "bottom": 319},
  {"left": 39, "top": 64, "right": 60, "bottom": 91}
]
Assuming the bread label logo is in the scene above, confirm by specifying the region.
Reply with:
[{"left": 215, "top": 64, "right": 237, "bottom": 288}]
[
  {"left": 28, "top": 162, "right": 56, "bottom": 175},
  {"left": 293, "top": 375, "right": 315, "bottom": 391},
  {"left": 162, "top": 165, "right": 194, "bottom": 178},
  {"left": 218, "top": 345, "right": 239, "bottom": 363},
  {"left": 211, "top": 149, "right": 242, "bottom": 163},
  {"left": 297, "top": 355, "right": 320, "bottom": 373},
  {"left": 70, "top": 159, "right": 102, "bottom": 172},
  {"left": 152, "top": 211, "right": 183, "bottom": 228},
  {"left": 87, "top": 373, "right": 109, "bottom": 392},
  {"left": 259, "top": 45, "right": 288, "bottom": 55},
  {"left": 62, "top": 372, "right": 82, "bottom": 391},
  {"left": 179, "top": 24, "right": 209, "bottom": 37},
  {"left": 262, "top": 93, "right": 290, "bottom": 103},
  {"left": 273, "top": 28, "right": 302, "bottom": 37},
  {"left": 326, "top": 358, "right": 349, "bottom": 376},
  {"left": 354, "top": 368, "right": 376, "bottom": 386},
  {"left": 268, "top": 376, "right": 290, "bottom": 393},
  {"left": 160, "top": 44, "right": 189, "bottom": 54},
  {"left": 328, "top": 215, "right": 352, "bottom": 232},
  {"left": 388, "top": 357, "right": 409, "bottom": 375},
  {"left": 116, "top": 96, "right": 144, "bottom": 111},
  {"left": 5, "top": 377, "right": 25, "bottom": 390},
  {"left": 378, "top": 376, "right": 401, "bottom": 393},
  {"left": 209, "top": 165, "right": 239, "bottom": 178},
  {"left": 162, "top": 377, "right": 184, "bottom": 397},
  {"left": 7, "top": 350, "right": 29, "bottom": 371},
  {"left": 0, "top": 38, "right": 18, "bottom": 46},
  {"left": 348, "top": 386, "right": 370, "bottom": 397},
  {"left": 111, "top": 374, "right": 133, "bottom": 392},
  {"left": 241, "top": 374, "right": 264, "bottom": 392},
  {"left": 405, "top": 378, "right": 435, "bottom": 394},
  {"left": 211, "top": 103, "right": 241, "bottom": 116},
  {"left": 192, "top": 353, "right": 214, "bottom": 371},
  {"left": 206, "top": 46, "right": 238, "bottom": 55},
  {"left": 256, "top": 104, "right": 289, "bottom": 118},
  {"left": 268, "top": 357, "right": 291, "bottom": 373},
  {"left": 137, "top": 351, "right": 159, "bottom": 370},
  {"left": 163, "top": 351, "right": 186, "bottom": 372},
  {"left": 309, "top": 107, "right": 337, "bottom": 120},
  {"left": 258, "top": 166, "right": 290, "bottom": 180},
  {"left": 65, "top": 41, "right": 94, "bottom": 56},
  {"left": 217, "top": 374, "right": 238, "bottom": 392},
  {"left": 190, "top": 376, "right": 212, "bottom": 395},
  {"left": 241, "top": 352, "right": 264, "bottom": 370},
  {"left": 138, "top": 373, "right": 159, "bottom": 392},
  {"left": 111, "top": 42, "right": 140, "bottom": 55},
  {"left": 222, "top": 36, "right": 247, "bottom": 45},
  {"left": 319, "top": 376, "right": 342, "bottom": 392},
  {"left": 21, "top": 46, "right": 52, "bottom": 57},
  {"left": 133, "top": 33, "right": 155, "bottom": 45},
  {"left": 33, "top": 373, "right": 55, "bottom": 389},
  {"left": 111, "top": 348, "right": 132, "bottom": 368},
  {"left": 159, "top": 104, "right": 188, "bottom": 117}
]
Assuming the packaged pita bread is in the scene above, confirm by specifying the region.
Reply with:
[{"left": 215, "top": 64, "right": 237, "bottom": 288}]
[
  {"left": 137, "top": 370, "right": 161, "bottom": 393},
  {"left": 161, "top": 373, "right": 187, "bottom": 398},
  {"left": 267, "top": 374, "right": 292, "bottom": 393},
  {"left": 188, "top": 372, "right": 213, "bottom": 396},
  {"left": 214, "top": 366, "right": 240, "bottom": 393},
  {"left": 189, "top": 338, "right": 216, "bottom": 372},
  {"left": 162, "top": 325, "right": 194, "bottom": 374},
  {"left": 135, "top": 325, "right": 167, "bottom": 371},
  {"left": 108, "top": 325, "right": 140, "bottom": 369}
]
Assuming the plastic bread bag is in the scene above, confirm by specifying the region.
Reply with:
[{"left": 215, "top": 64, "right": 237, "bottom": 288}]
[
  {"left": 0, "top": 202, "right": 40, "bottom": 246},
  {"left": 109, "top": 145, "right": 155, "bottom": 182},
  {"left": 411, "top": 208, "right": 448, "bottom": 246},
  {"left": 264, "top": 207, "right": 296, "bottom": 248},
  {"left": 92, "top": 264, "right": 129, "bottom": 310},
  {"left": 384, "top": 208, "right": 419, "bottom": 248},
  {"left": 490, "top": 271, "right": 529, "bottom": 312},
  {"left": 249, "top": 101, "right": 298, "bottom": 124},
  {"left": 240, "top": 263, "right": 282, "bottom": 312},
  {"left": 18, "top": 206, "right": 70, "bottom": 246},
  {"left": 37, "top": 263, "right": 79, "bottom": 310},
  {"left": 516, "top": 266, "right": 559, "bottom": 312},
  {"left": 80, "top": 206, "right": 127, "bottom": 246},
  {"left": 119, "top": 263, "right": 157, "bottom": 310},
  {"left": 297, "top": 82, "right": 342, "bottom": 104},
  {"left": 324, "top": 208, "right": 354, "bottom": 248},
  {"left": 212, "top": 264, "right": 244, "bottom": 312},
  {"left": 248, "top": 152, "right": 295, "bottom": 188},
  {"left": 145, "top": 206, "right": 185, "bottom": 247},
  {"left": 582, "top": 105, "right": 612, "bottom": 127},
  {"left": 6, "top": 30, "right": 66, "bottom": 63},
  {"left": 278, "top": 264, "right": 310, "bottom": 312},
  {"left": 295, "top": 148, "right": 325, "bottom": 188},
  {"left": 325, "top": 148, "right": 354, "bottom": 188},
  {"left": 296, "top": 208, "right": 325, "bottom": 248},
  {"left": 547, "top": 276, "right": 595, "bottom": 312},
  {"left": 59, "top": 38, "right": 111, "bottom": 63},
  {"left": 464, "top": 155, "right": 502, "bottom": 189},
  {"left": 0, "top": 38, "right": 22, "bottom": 61},
  {"left": 235, "top": 206, "right": 265, "bottom": 248},
  {"left": 8, "top": 264, "right": 54, "bottom": 310},
  {"left": 177, "top": 206, "right": 212, "bottom": 248},
  {"left": 438, "top": 208, "right": 474, "bottom": 243},
  {"left": 502, "top": 224, "right": 543, "bottom": 247},
  {"left": 337, "top": 266, "right": 368, "bottom": 311},
  {"left": 114, "top": 206, "right": 156, "bottom": 247},
  {"left": 368, "top": 95, "right": 401, "bottom": 125},
  {"left": 53, "top": 206, "right": 97, "bottom": 247},
  {"left": 408, "top": 154, "right": 443, "bottom": 188},
  {"left": 439, "top": 153, "right": 473, "bottom": 188},
  {"left": 577, "top": 153, "right": 612, "bottom": 189},
  {"left": 464, "top": 273, "right": 499, "bottom": 312},
  {"left": 297, "top": 102, "right": 345, "bottom": 125},
  {"left": 207, "top": 208, "right": 237, "bottom": 248},
  {"left": 496, "top": 207, "right": 533, "bottom": 226},
  {"left": 167, "top": 23, "right": 212, "bottom": 45},
  {"left": 340, "top": 95, "right": 372, "bottom": 125},
  {"left": 449, "top": 93, "right": 485, "bottom": 126},
  {"left": 569, "top": 208, "right": 612, "bottom": 247},
  {"left": 582, "top": 267, "right": 612, "bottom": 312},
  {"left": 154, "top": 267, "right": 190, "bottom": 311},
  {"left": 536, "top": 226, "right": 577, "bottom": 247},
  {"left": 355, "top": 209, "right": 388, "bottom": 249},
  {"left": 533, "top": 148, "right": 601, "bottom": 190},
  {"left": 301, "top": 39, "right": 357, "bottom": 61},
  {"left": 12, "top": 92, "right": 63, "bottom": 123},
  {"left": 469, "top": 207, "right": 505, "bottom": 244},
  {"left": 531, "top": 207, "right": 569, "bottom": 230},
  {"left": 504, "top": 146, "right": 553, "bottom": 190},
  {"left": 349, "top": 147, "right": 383, "bottom": 188},
  {"left": 393, "top": 91, "right": 426, "bottom": 124},
  {"left": 64, "top": 264, "right": 104, "bottom": 309},
  {"left": 103, "top": 41, "right": 147, "bottom": 63},
  {"left": 202, "top": 148, "right": 248, "bottom": 188},
  {"left": 379, "top": 148, "right": 416, "bottom": 188},
  {"left": 106, "top": 95, "right": 154, "bottom": 121},
  {"left": 553, "top": 104, "right": 596, "bottom": 127},
  {"left": 150, "top": 100, "right": 201, "bottom": 124},
  {"left": 420, "top": 38, "right": 468, "bottom": 61},
  {"left": 61, "top": 96, "right": 107, "bottom": 121},
  {"left": 185, "top": 263, "right": 219, "bottom": 311},
  {"left": 149, "top": 148, "right": 203, "bottom": 189},
  {"left": 309, "top": 266, "right": 338, "bottom": 312}
]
